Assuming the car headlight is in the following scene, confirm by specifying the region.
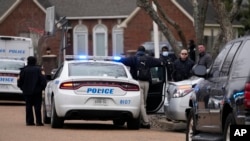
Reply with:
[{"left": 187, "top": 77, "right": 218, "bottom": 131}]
[
  {"left": 172, "top": 89, "right": 193, "bottom": 98},
  {"left": 172, "top": 85, "right": 193, "bottom": 98}
]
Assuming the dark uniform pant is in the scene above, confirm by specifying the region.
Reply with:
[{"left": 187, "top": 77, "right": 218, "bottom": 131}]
[{"left": 23, "top": 93, "right": 42, "bottom": 124}]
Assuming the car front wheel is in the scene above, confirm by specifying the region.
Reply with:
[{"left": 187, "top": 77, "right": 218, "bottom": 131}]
[
  {"left": 223, "top": 113, "right": 236, "bottom": 141},
  {"left": 51, "top": 98, "right": 64, "bottom": 128},
  {"left": 186, "top": 109, "right": 198, "bottom": 141}
]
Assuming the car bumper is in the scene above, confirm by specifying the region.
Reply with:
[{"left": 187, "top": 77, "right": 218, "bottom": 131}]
[
  {"left": 164, "top": 94, "right": 191, "bottom": 121},
  {"left": 54, "top": 92, "right": 141, "bottom": 119},
  {"left": 0, "top": 92, "right": 24, "bottom": 101}
]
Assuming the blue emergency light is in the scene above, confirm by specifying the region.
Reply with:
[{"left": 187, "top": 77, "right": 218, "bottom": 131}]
[{"left": 65, "top": 55, "right": 122, "bottom": 61}]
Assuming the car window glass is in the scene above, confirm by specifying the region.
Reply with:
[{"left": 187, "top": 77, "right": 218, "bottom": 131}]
[
  {"left": 0, "top": 61, "right": 25, "bottom": 70},
  {"left": 54, "top": 65, "right": 63, "bottom": 79},
  {"left": 209, "top": 43, "right": 232, "bottom": 78},
  {"left": 231, "top": 39, "right": 250, "bottom": 78},
  {"left": 150, "top": 66, "right": 165, "bottom": 84},
  {"left": 69, "top": 62, "right": 127, "bottom": 77},
  {"left": 220, "top": 42, "right": 241, "bottom": 77}
]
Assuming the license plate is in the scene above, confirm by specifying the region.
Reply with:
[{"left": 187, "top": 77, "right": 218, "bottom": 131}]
[{"left": 94, "top": 98, "right": 107, "bottom": 105}]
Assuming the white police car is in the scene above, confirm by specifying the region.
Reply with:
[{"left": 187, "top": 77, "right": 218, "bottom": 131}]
[
  {"left": 43, "top": 56, "right": 144, "bottom": 129},
  {"left": 0, "top": 59, "right": 25, "bottom": 100}
]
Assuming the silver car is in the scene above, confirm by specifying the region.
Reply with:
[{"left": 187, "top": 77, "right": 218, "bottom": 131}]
[{"left": 164, "top": 76, "right": 204, "bottom": 122}]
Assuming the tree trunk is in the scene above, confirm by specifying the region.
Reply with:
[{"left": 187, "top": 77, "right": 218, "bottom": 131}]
[
  {"left": 211, "top": 0, "right": 242, "bottom": 57},
  {"left": 137, "top": 0, "right": 182, "bottom": 55}
]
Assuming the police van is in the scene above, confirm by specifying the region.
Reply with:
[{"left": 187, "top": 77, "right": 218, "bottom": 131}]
[{"left": 0, "top": 36, "right": 34, "bottom": 100}]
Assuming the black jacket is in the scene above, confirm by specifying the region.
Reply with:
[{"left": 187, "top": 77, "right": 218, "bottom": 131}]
[
  {"left": 172, "top": 58, "right": 195, "bottom": 81},
  {"left": 120, "top": 51, "right": 163, "bottom": 81},
  {"left": 17, "top": 65, "right": 47, "bottom": 95},
  {"left": 160, "top": 53, "right": 177, "bottom": 81},
  {"left": 198, "top": 52, "right": 212, "bottom": 68}
]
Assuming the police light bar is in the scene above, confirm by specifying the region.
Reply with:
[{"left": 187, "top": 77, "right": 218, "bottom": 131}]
[{"left": 65, "top": 55, "right": 122, "bottom": 61}]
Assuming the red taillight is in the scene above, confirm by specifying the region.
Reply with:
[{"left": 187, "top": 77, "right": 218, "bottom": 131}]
[
  {"left": 60, "top": 82, "right": 75, "bottom": 89},
  {"left": 59, "top": 81, "right": 139, "bottom": 91},
  {"left": 0, "top": 73, "right": 18, "bottom": 77},
  {"left": 244, "top": 83, "right": 250, "bottom": 109},
  {"left": 120, "top": 83, "right": 140, "bottom": 91}
]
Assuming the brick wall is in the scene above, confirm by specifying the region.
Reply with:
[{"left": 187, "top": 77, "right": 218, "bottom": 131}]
[{"left": 0, "top": 0, "right": 196, "bottom": 63}]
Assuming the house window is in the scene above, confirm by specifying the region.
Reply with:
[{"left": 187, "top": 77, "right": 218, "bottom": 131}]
[
  {"left": 73, "top": 25, "right": 88, "bottom": 55},
  {"left": 112, "top": 25, "right": 124, "bottom": 56},
  {"left": 93, "top": 24, "right": 107, "bottom": 56}
]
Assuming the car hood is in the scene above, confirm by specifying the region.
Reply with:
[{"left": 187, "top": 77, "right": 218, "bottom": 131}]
[{"left": 168, "top": 76, "right": 204, "bottom": 86}]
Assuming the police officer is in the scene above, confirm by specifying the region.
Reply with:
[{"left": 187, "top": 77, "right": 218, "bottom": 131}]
[
  {"left": 172, "top": 49, "right": 195, "bottom": 81},
  {"left": 17, "top": 56, "right": 47, "bottom": 126},
  {"left": 197, "top": 44, "right": 212, "bottom": 69},
  {"left": 120, "top": 46, "right": 163, "bottom": 129},
  {"left": 160, "top": 46, "right": 176, "bottom": 81}
]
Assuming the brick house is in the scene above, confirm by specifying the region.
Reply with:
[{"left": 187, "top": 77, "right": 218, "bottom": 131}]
[{"left": 0, "top": 0, "right": 242, "bottom": 68}]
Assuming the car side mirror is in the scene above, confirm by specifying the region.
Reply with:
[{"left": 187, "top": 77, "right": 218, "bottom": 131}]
[
  {"left": 50, "top": 68, "right": 58, "bottom": 80},
  {"left": 192, "top": 65, "right": 207, "bottom": 77}
]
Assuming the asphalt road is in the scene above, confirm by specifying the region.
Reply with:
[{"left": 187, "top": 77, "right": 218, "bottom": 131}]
[{"left": 0, "top": 100, "right": 185, "bottom": 141}]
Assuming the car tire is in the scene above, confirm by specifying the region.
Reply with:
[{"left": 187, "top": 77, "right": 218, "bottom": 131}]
[
  {"left": 223, "top": 113, "right": 236, "bottom": 141},
  {"left": 127, "top": 115, "right": 140, "bottom": 130},
  {"left": 186, "top": 109, "right": 198, "bottom": 141},
  {"left": 113, "top": 119, "right": 126, "bottom": 126},
  {"left": 51, "top": 98, "right": 64, "bottom": 128},
  {"left": 42, "top": 99, "right": 51, "bottom": 124}
]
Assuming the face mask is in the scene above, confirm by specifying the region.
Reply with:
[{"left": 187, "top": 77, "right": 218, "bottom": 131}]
[{"left": 162, "top": 51, "right": 169, "bottom": 56}]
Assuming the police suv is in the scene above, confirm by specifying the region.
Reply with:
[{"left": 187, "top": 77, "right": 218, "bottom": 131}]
[
  {"left": 43, "top": 55, "right": 167, "bottom": 129},
  {"left": 186, "top": 35, "right": 250, "bottom": 141}
]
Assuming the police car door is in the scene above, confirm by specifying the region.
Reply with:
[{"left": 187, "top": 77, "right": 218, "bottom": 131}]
[{"left": 146, "top": 66, "right": 166, "bottom": 113}]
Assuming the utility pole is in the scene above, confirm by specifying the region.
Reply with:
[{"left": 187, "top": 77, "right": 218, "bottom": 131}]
[{"left": 152, "top": 1, "right": 160, "bottom": 58}]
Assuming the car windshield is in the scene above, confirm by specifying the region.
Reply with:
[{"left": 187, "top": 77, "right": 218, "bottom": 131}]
[
  {"left": 0, "top": 60, "right": 25, "bottom": 70},
  {"left": 68, "top": 62, "right": 127, "bottom": 77}
]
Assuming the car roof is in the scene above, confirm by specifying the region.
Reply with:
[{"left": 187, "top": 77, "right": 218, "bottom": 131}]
[{"left": 64, "top": 59, "right": 123, "bottom": 65}]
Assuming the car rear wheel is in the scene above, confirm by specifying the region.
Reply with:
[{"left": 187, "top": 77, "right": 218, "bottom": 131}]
[
  {"left": 113, "top": 119, "right": 126, "bottom": 126},
  {"left": 127, "top": 115, "right": 140, "bottom": 130},
  {"left": 223, "top": 113, "right": 236, "bottom": 141},
  {"left": 42, "top": 99, "right": 51, "bottom": 124},
  {"left": 51, "top": 98, "right": 64, "bottom": 128},
  {"left": 186, "top": 109, "right": 198, "bottom": 141}
]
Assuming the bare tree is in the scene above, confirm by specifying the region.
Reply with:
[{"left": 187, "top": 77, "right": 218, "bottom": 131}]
[
  {"left": 211, "top": 0, "right": 242, "bottom": 57},
  {"left": 137, "top": 0, "right": 243, "bottom": 58},
  {"left": 192, "top": 0, "right": 208, "bottom": 45},
  {"left": 137, "top": 0, "right": 185, "bottom": 54},
  {"left": 152, "top": 0, "right": 187, "bottom": 49}
]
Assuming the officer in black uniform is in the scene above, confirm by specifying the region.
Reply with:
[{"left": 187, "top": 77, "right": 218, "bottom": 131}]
[
  {"left": 160, "top": 46, "right": 177, "bottom": 81},
  {"left": 17, "top": 56, "right": 47, "bottom": 126}
]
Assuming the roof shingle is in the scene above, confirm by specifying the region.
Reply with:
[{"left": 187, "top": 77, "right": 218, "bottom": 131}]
[{"left": 37, "top": 0, "right": 137, "bottom": 18}]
